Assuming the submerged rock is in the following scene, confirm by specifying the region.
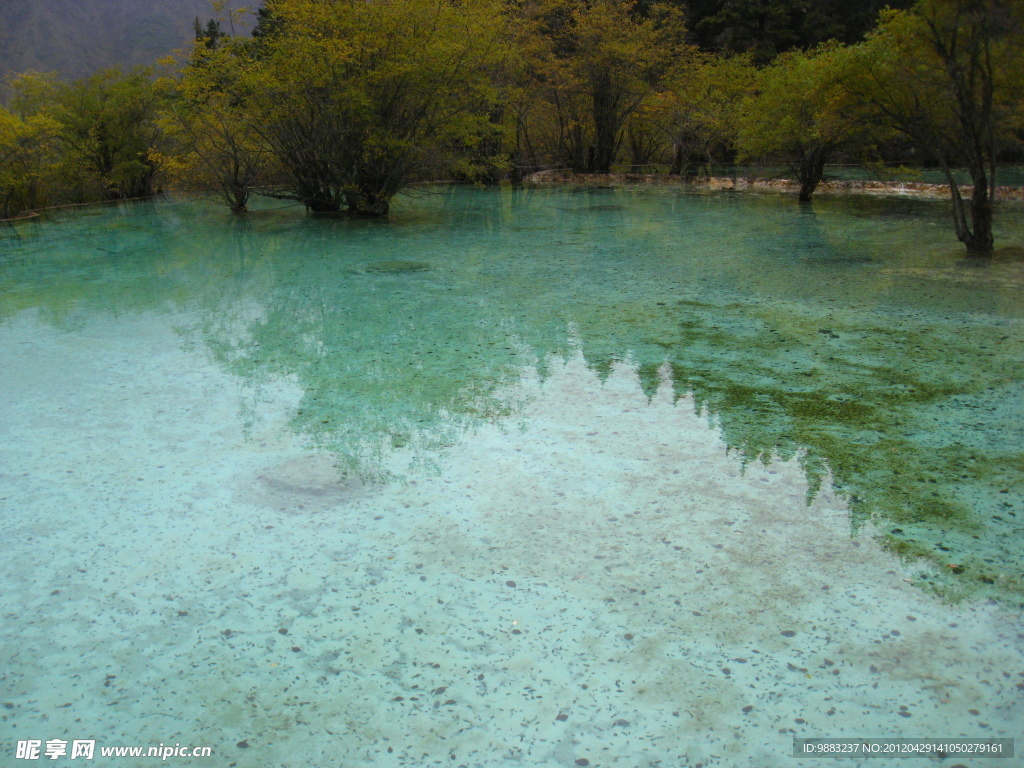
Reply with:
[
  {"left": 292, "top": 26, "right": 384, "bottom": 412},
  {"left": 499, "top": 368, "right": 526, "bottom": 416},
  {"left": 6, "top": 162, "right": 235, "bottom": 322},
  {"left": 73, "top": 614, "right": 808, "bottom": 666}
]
[
  {"left": 363, "top": 260, "right": 431, "bottom": 274},
  {"left": 237, "top": 453, "right": 373, "bottom": 512}
]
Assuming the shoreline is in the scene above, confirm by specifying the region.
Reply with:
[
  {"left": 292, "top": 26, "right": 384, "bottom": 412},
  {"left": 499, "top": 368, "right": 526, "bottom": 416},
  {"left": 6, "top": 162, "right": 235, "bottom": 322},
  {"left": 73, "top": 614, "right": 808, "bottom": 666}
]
[
  {"left": 524, "top": 169, "right": 1024, "bottom": 201},
  {"left": 0, "top": 193, "right": 165, "bottom": 224}
]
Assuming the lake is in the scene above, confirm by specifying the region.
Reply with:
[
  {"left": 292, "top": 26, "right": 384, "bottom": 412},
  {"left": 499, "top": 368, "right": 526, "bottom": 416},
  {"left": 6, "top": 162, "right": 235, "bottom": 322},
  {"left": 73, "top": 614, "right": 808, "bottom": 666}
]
[{"left": 1, "top": 185, "right": 1022, "bottom": 766}]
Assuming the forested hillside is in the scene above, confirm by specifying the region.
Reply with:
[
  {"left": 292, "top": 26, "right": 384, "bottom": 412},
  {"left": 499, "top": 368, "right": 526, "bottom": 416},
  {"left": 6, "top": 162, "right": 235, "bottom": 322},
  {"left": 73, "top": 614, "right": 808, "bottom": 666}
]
[
  {"left": 0, "top": 0, "right": 913, "bottom": 82},
  {"left": 0, "top": 0, "right": 252, "bottom": 81}
]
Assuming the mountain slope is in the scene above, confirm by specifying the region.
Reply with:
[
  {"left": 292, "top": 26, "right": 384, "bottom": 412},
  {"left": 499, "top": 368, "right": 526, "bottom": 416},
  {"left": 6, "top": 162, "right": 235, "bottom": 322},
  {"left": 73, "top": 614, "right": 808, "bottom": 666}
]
[{"left": 0, "top": 0, "right": 254, "bottom": 82}]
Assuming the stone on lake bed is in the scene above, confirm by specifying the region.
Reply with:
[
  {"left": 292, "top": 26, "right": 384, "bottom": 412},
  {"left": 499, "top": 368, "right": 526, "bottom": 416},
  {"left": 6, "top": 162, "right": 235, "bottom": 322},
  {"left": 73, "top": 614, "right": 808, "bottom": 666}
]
[{"left": 239, "top": 454, "right": 373, "bottom": 512}]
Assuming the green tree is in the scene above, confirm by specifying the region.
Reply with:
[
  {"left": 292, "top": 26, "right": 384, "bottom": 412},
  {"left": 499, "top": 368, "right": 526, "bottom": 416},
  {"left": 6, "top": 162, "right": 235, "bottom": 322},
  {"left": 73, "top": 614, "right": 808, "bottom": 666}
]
[
  {"left": 162, "top": 42, "right": 274, "bottom": 212},
  {"left": 694, "top": 0, "right": 804, "bottom": 63},
  {"left": 0, "top": 106, "right": 58, "bottom": 218},
  {"left": 844, "top": 0, "right": 1024, "bottom": 256},
  {"left": 244, "top": 0, "right": 511, "bottom": 216},
  {"left": 499, "top": 14, "right": 564, "bottom": 177},
  {"left": 50, "top": 68, "right": 168, "bottom": 201},
  {"left": 252, "top": 4, "right": 285, "bottom": 41},
  {"left": 194, "top": 18, "right": 225, "bottom": 50},
  {"left": 736, "top": 44, "right": 867, "bottom": 201},
  {"left": 687, "top": 0, "right": 914, "bottom": 61},
  {"left": 5, "top": 71, "right": 60, "bottom": 121},
  {"left": 654, "top": 52, "right": 754, "bottom": 175},
  {"left": 526, "top": 0, "right": 688, "bottom": 173}
]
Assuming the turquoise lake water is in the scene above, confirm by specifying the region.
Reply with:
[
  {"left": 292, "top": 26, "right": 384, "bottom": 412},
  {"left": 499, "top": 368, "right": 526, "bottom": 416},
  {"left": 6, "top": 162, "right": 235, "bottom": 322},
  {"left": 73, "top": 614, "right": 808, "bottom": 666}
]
[{"left": 1, "top": 186, "right": 1022, "bottom": 766}]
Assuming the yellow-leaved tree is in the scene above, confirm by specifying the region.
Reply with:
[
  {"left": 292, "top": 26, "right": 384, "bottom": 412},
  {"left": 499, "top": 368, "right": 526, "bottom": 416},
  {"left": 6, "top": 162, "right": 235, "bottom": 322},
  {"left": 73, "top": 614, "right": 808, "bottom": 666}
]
[
  {"left": 1, "top": 74, "right": 65, "bottom": 218},
  {"left": 843, "top": 0, "right": 1024, "bottom": 256},
  {"left": 736, "top": 44, "right": 869, "bottom": 201},
  {"left": 163, "top": 44, "right": 275, "bottom": 213},
  {"left": 518, "top": 0, "right": 688, "bottom": 173},
  {"left": 241, "top": 0, "right": 513, "bottom": 215},
  {"left": 655, "top": 53, "right": 755, "bottom": 176}
]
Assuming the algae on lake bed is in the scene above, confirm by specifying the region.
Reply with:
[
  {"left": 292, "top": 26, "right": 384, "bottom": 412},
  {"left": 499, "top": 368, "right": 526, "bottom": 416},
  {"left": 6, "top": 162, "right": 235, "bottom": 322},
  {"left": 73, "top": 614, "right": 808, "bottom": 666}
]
[{"left": 581, "top": 294, "right": 1024, "bottom": 603}]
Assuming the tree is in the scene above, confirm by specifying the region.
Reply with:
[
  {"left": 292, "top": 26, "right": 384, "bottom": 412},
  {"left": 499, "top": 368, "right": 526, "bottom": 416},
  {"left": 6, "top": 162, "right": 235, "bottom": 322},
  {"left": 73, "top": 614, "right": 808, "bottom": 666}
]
[
  {"left": 693, "top": 0, "right": 805, "bottom": 63},
  {"left": 0, "top": 106, "right": 58, "bottom": 218},
  {"left": 524, "top": 0, "right": 688, "bottom": 173},
  {"left": 844, "top": 0, "right": 1024, "bottom": 256},
  {"left": 161, "top": 42, "right": 274, "bottom": 212},
  {"left": 251, "top": 4, "right": 285, "bottom": 41},
  {"left": 194, "top": 18, "right": 225, "bottom": 50},
  {"left": 50, "top": 68, "right": 168, "bottom": 200},
  {"left": 736, "top": 44, "right": 868, "bottom": 201},
  {"left": 686, "top": 0, "right": 915, "bottom": 61},
  {"left": 242, "top": 0, "right": 511, "bottom": 216},
  {"left": 654, "top": 52, "right": 753, "bottom": 175}
]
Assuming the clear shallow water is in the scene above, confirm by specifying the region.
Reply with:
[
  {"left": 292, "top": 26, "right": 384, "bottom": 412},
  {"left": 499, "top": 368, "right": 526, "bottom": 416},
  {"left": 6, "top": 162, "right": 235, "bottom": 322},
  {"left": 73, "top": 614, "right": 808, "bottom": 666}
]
[
  {"left": 1, "top": 187, "right": 1023, "bottom": 767},
  {"left": 679, "top": 163, "right": 1024, "bottom": 186}
]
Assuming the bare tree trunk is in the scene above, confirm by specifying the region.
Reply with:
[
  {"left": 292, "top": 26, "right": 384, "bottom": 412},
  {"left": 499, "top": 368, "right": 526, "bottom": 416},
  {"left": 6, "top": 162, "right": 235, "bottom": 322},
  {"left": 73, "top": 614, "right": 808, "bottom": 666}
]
[
  {"left": 563, "top": 123, "right": 588, "bottom": 173},
  {"left": 591, "top": 75, "right": 621, "bottom": 173},
  {"left": 796, "top": 146, "right": 827, "bottom": 202},
  {"left": 942, "top": 166, "right": 994, "bottom": 258},
  {"left": 669, "top": 144, "right": 684, "bottom": 175},
  {"left": 968, "top": 171, "right": 994, "bottom": 257}
]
